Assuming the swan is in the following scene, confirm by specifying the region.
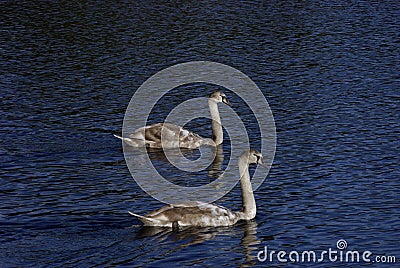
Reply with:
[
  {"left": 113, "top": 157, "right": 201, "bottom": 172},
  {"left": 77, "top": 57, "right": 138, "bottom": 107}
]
[
  {"left": 128, "top": 149, "right": 264, "bottom": 227},
  {"left": 114, "top": 91, "right": 230, "bottom": 149}
]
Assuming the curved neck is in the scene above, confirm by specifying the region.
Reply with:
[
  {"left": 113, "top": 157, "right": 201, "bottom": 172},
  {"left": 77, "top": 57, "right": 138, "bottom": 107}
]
[
  {"left": 208, "top": 99, "right": 223, "bottom": 145},
  {"left": 238, "top": 155, "right": 256, "bottom": 220}
]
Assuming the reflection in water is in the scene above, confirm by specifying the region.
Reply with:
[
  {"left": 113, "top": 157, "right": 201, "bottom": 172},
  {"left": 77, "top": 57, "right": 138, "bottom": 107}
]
[
  {"left": 136, "top": 225, "right": 217, "bottom": 249},
  {"left": 146, "top": 145, "right": 224, "bottom": 179},
  {"left": 239, "top": 221, "right": 262, "bottom": 267},
  {"left": 134, "top": 219, "right": 265, "bottom": 265},
  {"left": 125, "top": 145, "right": 225, "bottom": 184},
  {"left": 207, "top": 145, "right": 224, "bottom": 179}
]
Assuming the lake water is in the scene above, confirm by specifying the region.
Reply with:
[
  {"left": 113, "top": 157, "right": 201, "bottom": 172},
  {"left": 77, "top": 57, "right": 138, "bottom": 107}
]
[{"left": 1, "top": 1, "right": 399, "bottom": 267}]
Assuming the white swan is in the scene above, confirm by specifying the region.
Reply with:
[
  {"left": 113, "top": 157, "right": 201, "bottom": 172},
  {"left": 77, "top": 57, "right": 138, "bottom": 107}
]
[
  {"left": 128, "top": 149, "right": 263, "bottom": 227},
  {"left": 114, "top": 91, "right": 230, "bottom": 149}
]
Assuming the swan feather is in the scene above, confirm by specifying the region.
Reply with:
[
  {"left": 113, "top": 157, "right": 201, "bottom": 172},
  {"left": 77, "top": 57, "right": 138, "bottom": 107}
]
[{"left": 129, "top": 201, "right": 240, "bottom": 227}]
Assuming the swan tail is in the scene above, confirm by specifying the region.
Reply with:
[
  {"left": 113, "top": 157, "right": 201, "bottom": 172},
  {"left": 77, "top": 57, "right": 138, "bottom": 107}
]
[
  {"left": 113, "top": 134, "right": 140, "bottom": 146},
  {"left": 113, "top": 134, "right": 124, "bottom": 140},
  {"left": 113, "top": 134, "right": 157, "bottom": 147},
  {"left": 128, "top": 211, "right": 161, "bottom": 226}
]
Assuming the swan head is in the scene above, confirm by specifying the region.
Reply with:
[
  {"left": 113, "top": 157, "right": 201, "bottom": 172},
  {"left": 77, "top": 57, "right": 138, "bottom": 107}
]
[
  {"left": 243, "top": 149, "right": 264, "bottom": 165},
  {"left": 209, "top": 91, "right": 231, "bottom": 106}
]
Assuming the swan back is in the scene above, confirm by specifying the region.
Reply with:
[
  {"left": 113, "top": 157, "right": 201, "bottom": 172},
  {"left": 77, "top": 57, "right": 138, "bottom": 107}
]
[
  {"left": 130, "top": 201, "right": 240, "bottom": 227},
  {"left": 129, "top": 123, "right": 206, "bottom": 148}
]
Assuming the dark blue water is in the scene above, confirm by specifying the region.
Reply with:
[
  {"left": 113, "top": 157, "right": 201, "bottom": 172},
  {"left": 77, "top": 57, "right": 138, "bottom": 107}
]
[{"left": 1, "top": 1, "right": 399, "bottom": 267}]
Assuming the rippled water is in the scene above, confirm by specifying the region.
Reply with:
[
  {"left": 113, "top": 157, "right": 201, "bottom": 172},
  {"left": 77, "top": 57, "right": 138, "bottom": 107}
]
[{"left": 1, "top": 1, "right": 399, "bottom": 267}]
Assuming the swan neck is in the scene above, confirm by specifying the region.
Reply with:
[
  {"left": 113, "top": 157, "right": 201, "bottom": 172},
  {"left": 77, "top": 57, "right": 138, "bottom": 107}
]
[
  {"left": 238, "top": 155, "right": 256, "bottom": 220},
  {"left": 209, "top": 100, "right": 223, "bottom": 145}
]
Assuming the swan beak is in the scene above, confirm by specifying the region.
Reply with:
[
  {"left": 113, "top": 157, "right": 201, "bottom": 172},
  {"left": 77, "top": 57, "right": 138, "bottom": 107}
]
[
  {"left": 222, "top": 96, "right": 231, "bottom": 106},
  {"left": 257, "top": 157, "right": 266, "bottom": 167}
]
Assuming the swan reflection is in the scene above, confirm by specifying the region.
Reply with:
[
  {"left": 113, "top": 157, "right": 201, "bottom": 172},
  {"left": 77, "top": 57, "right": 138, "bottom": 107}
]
[
  {"left": 133, "top": 220, "right": 268, "bottom": 265},
  {"left": 125, "top": 144, "right": 225, "bottom": 183}
]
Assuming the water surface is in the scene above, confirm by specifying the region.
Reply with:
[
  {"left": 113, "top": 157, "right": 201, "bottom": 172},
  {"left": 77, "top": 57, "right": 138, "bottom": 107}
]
[{"left": 1, "top": 0, "right": 399, "bottom": 267}]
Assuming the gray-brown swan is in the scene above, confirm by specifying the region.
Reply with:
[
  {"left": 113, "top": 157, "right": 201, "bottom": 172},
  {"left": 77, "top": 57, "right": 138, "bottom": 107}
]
[
  {"left": 114, "top": 91, "right": 230, "bottom": 149},
  {"left": 128, "top": 149, "right": 263, "bottom": 227}
]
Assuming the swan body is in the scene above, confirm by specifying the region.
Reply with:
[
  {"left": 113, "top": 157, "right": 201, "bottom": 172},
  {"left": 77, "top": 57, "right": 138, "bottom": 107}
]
[
  {"left": 128, "top": 201, "right": 240, "bottom": 227},
  {"left": 114, "top": 123, "right": 214, "bottom": 149},
  {"left": 128, "top": 149, "right": 263, "bottom": 227},
  {"left": 115, "top": 91, "right": 230, "bottom": 149}
]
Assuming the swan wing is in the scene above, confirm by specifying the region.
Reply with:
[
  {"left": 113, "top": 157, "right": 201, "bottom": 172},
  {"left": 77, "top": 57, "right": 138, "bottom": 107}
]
[{"left": 129, "top": 123, "right": 206, "bottom": 148}]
